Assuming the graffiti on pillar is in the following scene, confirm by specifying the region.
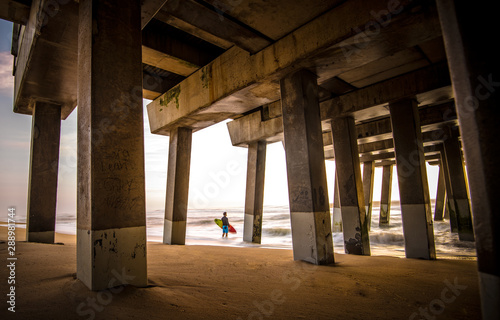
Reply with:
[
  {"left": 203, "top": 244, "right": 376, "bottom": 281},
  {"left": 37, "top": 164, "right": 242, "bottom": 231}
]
[
  {"left": 292, "top": 187, "right": 309, "bottom": 204},
  {"left": 345, "top": 227, "right": 363, "bottom": 255},
  {"left": 252, "top": 214, "right": 262, "bottom": 243},
  {"left": 312, "top": 186, "right": 326, "bottom": 207}
]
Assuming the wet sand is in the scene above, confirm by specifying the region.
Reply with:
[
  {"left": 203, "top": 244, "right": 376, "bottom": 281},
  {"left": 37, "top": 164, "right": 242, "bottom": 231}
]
[{"left": 0, "top": 227, "right": 481, "bottom": 319}]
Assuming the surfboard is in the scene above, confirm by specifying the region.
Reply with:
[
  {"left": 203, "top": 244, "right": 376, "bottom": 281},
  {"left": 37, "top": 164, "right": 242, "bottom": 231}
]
[{"left": 214, "top": 218, "right": 237, "bottom": 234}]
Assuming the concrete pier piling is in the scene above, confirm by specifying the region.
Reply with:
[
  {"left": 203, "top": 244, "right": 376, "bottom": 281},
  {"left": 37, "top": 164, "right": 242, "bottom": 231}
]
[
  {"left": 280, "top": 69, "right": 334, "bottom": 265},
  {"left": 331, "top": 116, "right": 370, "bottom": 256},
  {"left": 433, "top": 159, "right": 446, "bottom": 221},
  {"left": 243, "top": 141, "right": 266, "bottom": 244},
  {"left": 442, "top": 125, "right": 474, "bottom": 241},
  {"left": 332, "top": 172, "right": 343, "bottom": 232},
  {"left": 362, "top": 161, "right": 375, "bottom": 231},
  {"left": 76, "top": 0, "right": 147, "bottom": 290},
  {"left": 164, "top": 127, "right": 192, "bottom": 245},
  {"left": 437, "top": 1, "right": 500, "bottom": 317},
  {"left": 438, "top": 144, "right": 458, "bottom": 232},
  {"left": 379, "top": 165, "right": 393, "bottom": 226},
  {"left": 26, "top": 102, "right": 61, "bottom": 244},
  {"left": 389, "top": 99, "right": 436, "bottom": 260}
]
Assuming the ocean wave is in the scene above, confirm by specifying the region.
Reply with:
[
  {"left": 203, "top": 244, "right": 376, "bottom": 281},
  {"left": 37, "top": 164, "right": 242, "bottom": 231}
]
[
  {"left": 188, "top": 218, "right": 216, "bottom": 226},
  {"left": 263, "top": 228, "right": 291, "bottom": 237},
  {"left": 369, "top": 232, "right": 405, "bottom": 245}
]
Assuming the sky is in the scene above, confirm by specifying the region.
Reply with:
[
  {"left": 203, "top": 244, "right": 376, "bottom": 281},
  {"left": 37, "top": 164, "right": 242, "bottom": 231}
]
[{"left": 0, "top": 18, "right": 439, "bottom": 220}]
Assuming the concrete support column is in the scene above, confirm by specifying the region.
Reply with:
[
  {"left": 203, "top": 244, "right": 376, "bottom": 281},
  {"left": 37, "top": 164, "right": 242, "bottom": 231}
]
[
  {"left": 280, "top": 69, "right": 334, "bottom": 265},
  {"left": 331, "top": 116, "right": 370, "bottom": 255},
  {"left": 443, "top": 126, "right": 474, "bottom": 241},
  {"left": 433, "top": 159, "right": 446, "bottom": 221},
  {"left": 77, "top": 0, "right": 147, "bottom": 290},
  {"left": 164, "top": 127, "right": 192, "bottom": 245},
  {"left": 443, "top": 195, "right": 450, "bottom": 220},
  {"left": 26, "top": 102, "right": 61, "bottom": 243},
  {"left": 389, "top": 99, "right": 436, "bottom": 260},
  {"left": 243, "top": 141, "right": 266, "bottom": 243},
  {"left": 439, "top": 144, "right": 458, "bottom": 231},
  {"left": 332, "top": 171, "right": 342, "bottom": 232},
  {"left": 379, "top": 165, "right": 393, "bottom": 225},
  {"left": 437, "top": 2, "right": 500, "bottom": 316},
  {"left": 362, "top": 161, "right": 375, "bottom": 230}
]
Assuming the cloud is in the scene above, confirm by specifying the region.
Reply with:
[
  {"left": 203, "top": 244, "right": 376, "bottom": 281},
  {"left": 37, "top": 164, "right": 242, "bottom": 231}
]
[{"left": 0, "top": 51, "right": 14, "bottom": 95}]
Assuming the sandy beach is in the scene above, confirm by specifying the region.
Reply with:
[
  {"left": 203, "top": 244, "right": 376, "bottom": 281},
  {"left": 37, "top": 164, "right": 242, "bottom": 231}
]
[{"left": 0, "top": 226, "right": 481, "bottom": 319}]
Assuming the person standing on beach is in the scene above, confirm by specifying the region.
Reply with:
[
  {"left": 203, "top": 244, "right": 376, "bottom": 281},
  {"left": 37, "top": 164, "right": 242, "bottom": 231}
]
[{"left": 221, "top": 212, "right": 229, "bottom": 238}]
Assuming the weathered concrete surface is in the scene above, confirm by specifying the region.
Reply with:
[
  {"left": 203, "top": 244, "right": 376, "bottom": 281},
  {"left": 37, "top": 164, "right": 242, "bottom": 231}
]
[
  {"left": 433, "top": 159, "right": 446, "bottom": 221},
  {"left": 362, "top": 161, "right": 375, "bottom": 230},
  {"left": 374, "top": 153, "right": 441, "bottom": 168},
  {"left": 437, "top": 144, "right": 458, "bottom": 232},
  {"left": 148, "top": 0, "right": 443, "bottom": 135},
  {"left": 332, "top": 172, "right": 342, "bottom": 232},
  {"left": 0, "top": 0, "right": 30, "bottom": 24},
  {"left": 280, "top": 70, "right": 334, "bottom": 265},
  {"left": 161, "top": 0, "right": 272, "bottom": 54},
  {"left": 227, "top": 109, "right": 283, "bottom": 147},
  {"left": 390, "top": 99, "right": 436, "bottom": 260},
  {"left": 141, "top": 0, "right": 169, "bottom": 29},
  {"left": 437, "top": 1, "right": 500, "bottom": 317},
  {"left": 10, "top": 0, "right": 217, "bottom": 119},
  {"left": 164, "top": 127, "right": 192, "bottom": 245},
  {"left": 26, "top": 102, "right": 61, "bottom": 244},
  {"left": 379, "top": 164, "right": 393, "bottom": 225},
  {"left": 443, "top": 126, "right": 474, "bottom": 241},
  {"left": 243, "top": 141, "right": 266, "bottom": 243},
  {"left": 227, "top": 94, "right": 457, "bottom": 153},
  {"left": 77, "top": 0, "right": 147, "bottom": 291},
  {"left": 322, "top": 63, "right": 452, "bottom": 121},
  {"left": 13, "top": 0, "right": 79, "bottom": 119},
  {"left": 331, "top": 116, "right": 370, "bottom": 256}
]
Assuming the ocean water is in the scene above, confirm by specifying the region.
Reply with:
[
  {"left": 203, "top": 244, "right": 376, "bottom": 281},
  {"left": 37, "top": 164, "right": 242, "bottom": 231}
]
[{"left": 3, "top": 205, "right": 477, "bottom": 259}]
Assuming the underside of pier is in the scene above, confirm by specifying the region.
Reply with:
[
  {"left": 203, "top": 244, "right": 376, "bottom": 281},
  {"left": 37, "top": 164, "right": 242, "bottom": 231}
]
[{"left": 2, "top": 0, "right": 498, "bottom": 318}]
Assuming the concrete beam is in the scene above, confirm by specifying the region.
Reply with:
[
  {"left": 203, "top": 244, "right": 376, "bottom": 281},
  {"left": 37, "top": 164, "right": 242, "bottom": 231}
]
[
  {"left": 228, "top": 100, "right": 457, "bottom": 149},
  {"left": 77, "top": 0, "right": 147, "bottom": 291},
  {"left": 243, "top": 141, "right": 266, "bottom": 244},
  {"left": 148, "top": 0, "right": 442, "bottom": 135},
  {"left": 142, "top": 19, "right": 223, "bottom": 77},
  {"left": 322, "top": 63, "right": 452, "bottom": 120},
  {"left": 26, "top": 102, "right": 60, "bottom": 243},
  {"left": 358, "top": 146, "right": 440, "bottom": 163},
  {"left": 227, "top": 109, "right": 283, "bottom": 147},
  {"left": 141, "top": 0, "right": 168, "bottom": 29},
  {"left": 13, "top": 0, "right": 79, "bottom": 119},
  {"left": 142, "top": 46, "right": 199, "bottom": 77},
  {"left": 161, "top": 0, "right": 271, "bottom": 53},
  {"left": 374, "top": 153, "right": 441, "bottom": 167},
  {"left": 0, "top": 0, "right": 30, "bottom": 25},
  {"left": 154, "top": 10, "right": 233, "bottom": 49},
  {"left": 353, "top": 102, "right": 456, "bottom": 144},
  {"left": 11, "top": 0, "right": 210, "bottom": 120},
  {"left": 142, "top": 64, "right": 186, "bottom": 100},
  {"left": 356, "top": 129, "right": 450, "bottom": 156},
  {"left": 164, "top": 127, "right": 192, "bottom": 245},
  {"left": 280, "top": 70, "right": 334, "bottom": 265},
  {"left": 390, "top": 99, "right": 436, "bottom": 260},
  {"left": 437, "top": 1, "right": 500, "bottom": 316}
]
